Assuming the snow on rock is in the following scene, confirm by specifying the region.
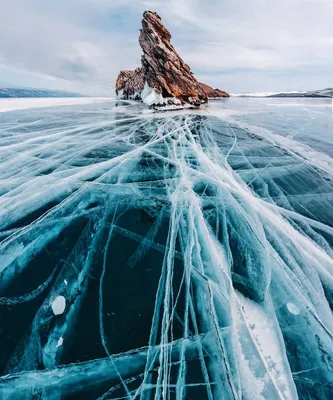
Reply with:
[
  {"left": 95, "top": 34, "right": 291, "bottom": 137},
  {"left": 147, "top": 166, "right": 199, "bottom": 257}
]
[
  {"left": 141, "top": 82, "right": 182, "bottom": 108},
  {"left": 141, "top": 83, "right": 166, "bottom": 106}
]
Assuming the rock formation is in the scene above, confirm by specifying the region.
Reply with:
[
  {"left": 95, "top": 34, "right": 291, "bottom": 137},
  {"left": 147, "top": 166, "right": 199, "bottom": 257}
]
[
  {"left": 115, "top": 68, "right": 145, "bottom": 100},
  {"left": 199, "top": 82, "right": 229, "bottom": 99},
  {"left": 115, "top": 11, "right": 229, "bottom": 108}
]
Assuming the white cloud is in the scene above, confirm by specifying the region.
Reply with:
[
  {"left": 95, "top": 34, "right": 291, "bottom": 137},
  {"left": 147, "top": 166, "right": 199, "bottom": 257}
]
[{"left": 0, "top": 0, "right": 332, "bottom": 94}]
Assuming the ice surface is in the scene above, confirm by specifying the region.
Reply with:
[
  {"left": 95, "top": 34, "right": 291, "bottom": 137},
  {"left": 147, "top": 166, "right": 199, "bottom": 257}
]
[
  {"left": 231, "top": 91, "right": 305, "bottom": 97},
  {"left": 0, "top": 97, "right": 114, "bottom": 113},
  {"left": 0, "top": 98, "right": 333, "bottom": 399}
]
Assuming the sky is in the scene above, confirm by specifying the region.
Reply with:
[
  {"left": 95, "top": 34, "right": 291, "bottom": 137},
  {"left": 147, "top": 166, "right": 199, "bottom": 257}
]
[{"left": 0, "top": 0, "right": 332, "bottom": 96}]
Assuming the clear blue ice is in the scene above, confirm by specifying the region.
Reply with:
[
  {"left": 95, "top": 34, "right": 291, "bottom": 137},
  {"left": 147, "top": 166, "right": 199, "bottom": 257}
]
[{"left": 0, "top": 97, "right": 333, "bottom": 399}]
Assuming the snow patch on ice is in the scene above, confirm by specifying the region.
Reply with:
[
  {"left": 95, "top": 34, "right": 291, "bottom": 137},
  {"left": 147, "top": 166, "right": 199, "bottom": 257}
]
[
  {"left": 51, "top": 296, "right": 66, "bottom": 315},
  {"left": 287, "top": 303, "right": 300, "bottom": 315},
  {"left": 56, "top": 337, "right": 64, "bottom": 348}
]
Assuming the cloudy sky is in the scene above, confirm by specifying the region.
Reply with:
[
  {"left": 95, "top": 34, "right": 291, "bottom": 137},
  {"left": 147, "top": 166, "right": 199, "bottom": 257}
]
[{"left": 0, "top": 0, "right": 332, "bottom": 95}]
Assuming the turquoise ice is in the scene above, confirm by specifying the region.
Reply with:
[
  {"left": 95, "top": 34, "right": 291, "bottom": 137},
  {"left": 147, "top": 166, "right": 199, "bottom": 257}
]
[{"left": 0, "top": 97, "right": 332, "bottom": 399}]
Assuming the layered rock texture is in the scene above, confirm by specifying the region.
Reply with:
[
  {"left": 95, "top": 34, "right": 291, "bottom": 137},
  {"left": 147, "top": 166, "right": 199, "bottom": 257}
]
[
  {"left": 115, "top": 68, "right": 145, "bottom": 100},
  {"left": 138, "top": 11, "right": 207, "bottom": 107},
  {"left": 115, "top": 11, "right": 229, "bottom": 108},
  {"left": 199, "top": 82, "right": 230, "bottom": 99}
]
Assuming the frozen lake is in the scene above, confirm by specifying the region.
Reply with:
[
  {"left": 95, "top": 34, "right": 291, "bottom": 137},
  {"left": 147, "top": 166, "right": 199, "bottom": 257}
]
[{"left": 0, "top": 97, "right": 333, "bottom": 399}]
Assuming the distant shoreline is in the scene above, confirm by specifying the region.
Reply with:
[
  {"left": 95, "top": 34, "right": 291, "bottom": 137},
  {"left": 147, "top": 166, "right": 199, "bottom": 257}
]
[{"left": 232, "top": 88, "right": 333, "bottom": 98}]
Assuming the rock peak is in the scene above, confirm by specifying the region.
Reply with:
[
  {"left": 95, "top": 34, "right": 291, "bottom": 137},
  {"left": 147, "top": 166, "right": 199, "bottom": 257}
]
[
  {"left": 143, "top": 10, "right": 162, "bottom": 21},
  {"left": 115, "top": 11, "right": 229, "bottom": 108},
  {"left": 139, "top": 10, "right": 206, "bottom": 107}
]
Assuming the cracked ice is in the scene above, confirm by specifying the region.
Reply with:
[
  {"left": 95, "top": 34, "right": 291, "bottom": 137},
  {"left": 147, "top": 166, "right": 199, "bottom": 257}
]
[{"left": 0, "top": 98, "right": 333, "bottom": 399}]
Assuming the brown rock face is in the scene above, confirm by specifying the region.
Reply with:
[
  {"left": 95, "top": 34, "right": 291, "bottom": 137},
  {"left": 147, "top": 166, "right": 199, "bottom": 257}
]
[
  {"left": 199, "top": 82, "right": 230, "bottom": 98},
  {"left": 139, "top": 11, "right": 206, "bottom": 107},
  {"left": 115, "top": 11, "right": 229, "bottom": 107},
  {"left": 115, "top": 68, "right": 145, "bottom": 100}
]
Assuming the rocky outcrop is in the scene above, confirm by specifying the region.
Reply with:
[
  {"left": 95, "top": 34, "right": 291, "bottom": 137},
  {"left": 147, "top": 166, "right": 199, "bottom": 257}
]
[
  {"left": 138, "top": 11, "right": 207, "bottom": 107},
  {"left": 115, "top": 68, "right": 145, "bottom": 100},
  {"left": 115, "top": 11, "right": 229, "bottom": 108},
  {"left": 199, "top": 82, "right": 230, "bottom": 98}
]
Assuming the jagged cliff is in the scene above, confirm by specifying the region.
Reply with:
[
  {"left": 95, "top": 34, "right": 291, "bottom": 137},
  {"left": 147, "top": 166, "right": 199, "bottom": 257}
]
[
  {"left": 138, "top": 11, "right": 207, "bottom": 107},
  {"left": 115, "top": 68, "right": 145, "bottom": 100},
  {"left": 115, "top": 11, "right": 229, "bottom": 108}
]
